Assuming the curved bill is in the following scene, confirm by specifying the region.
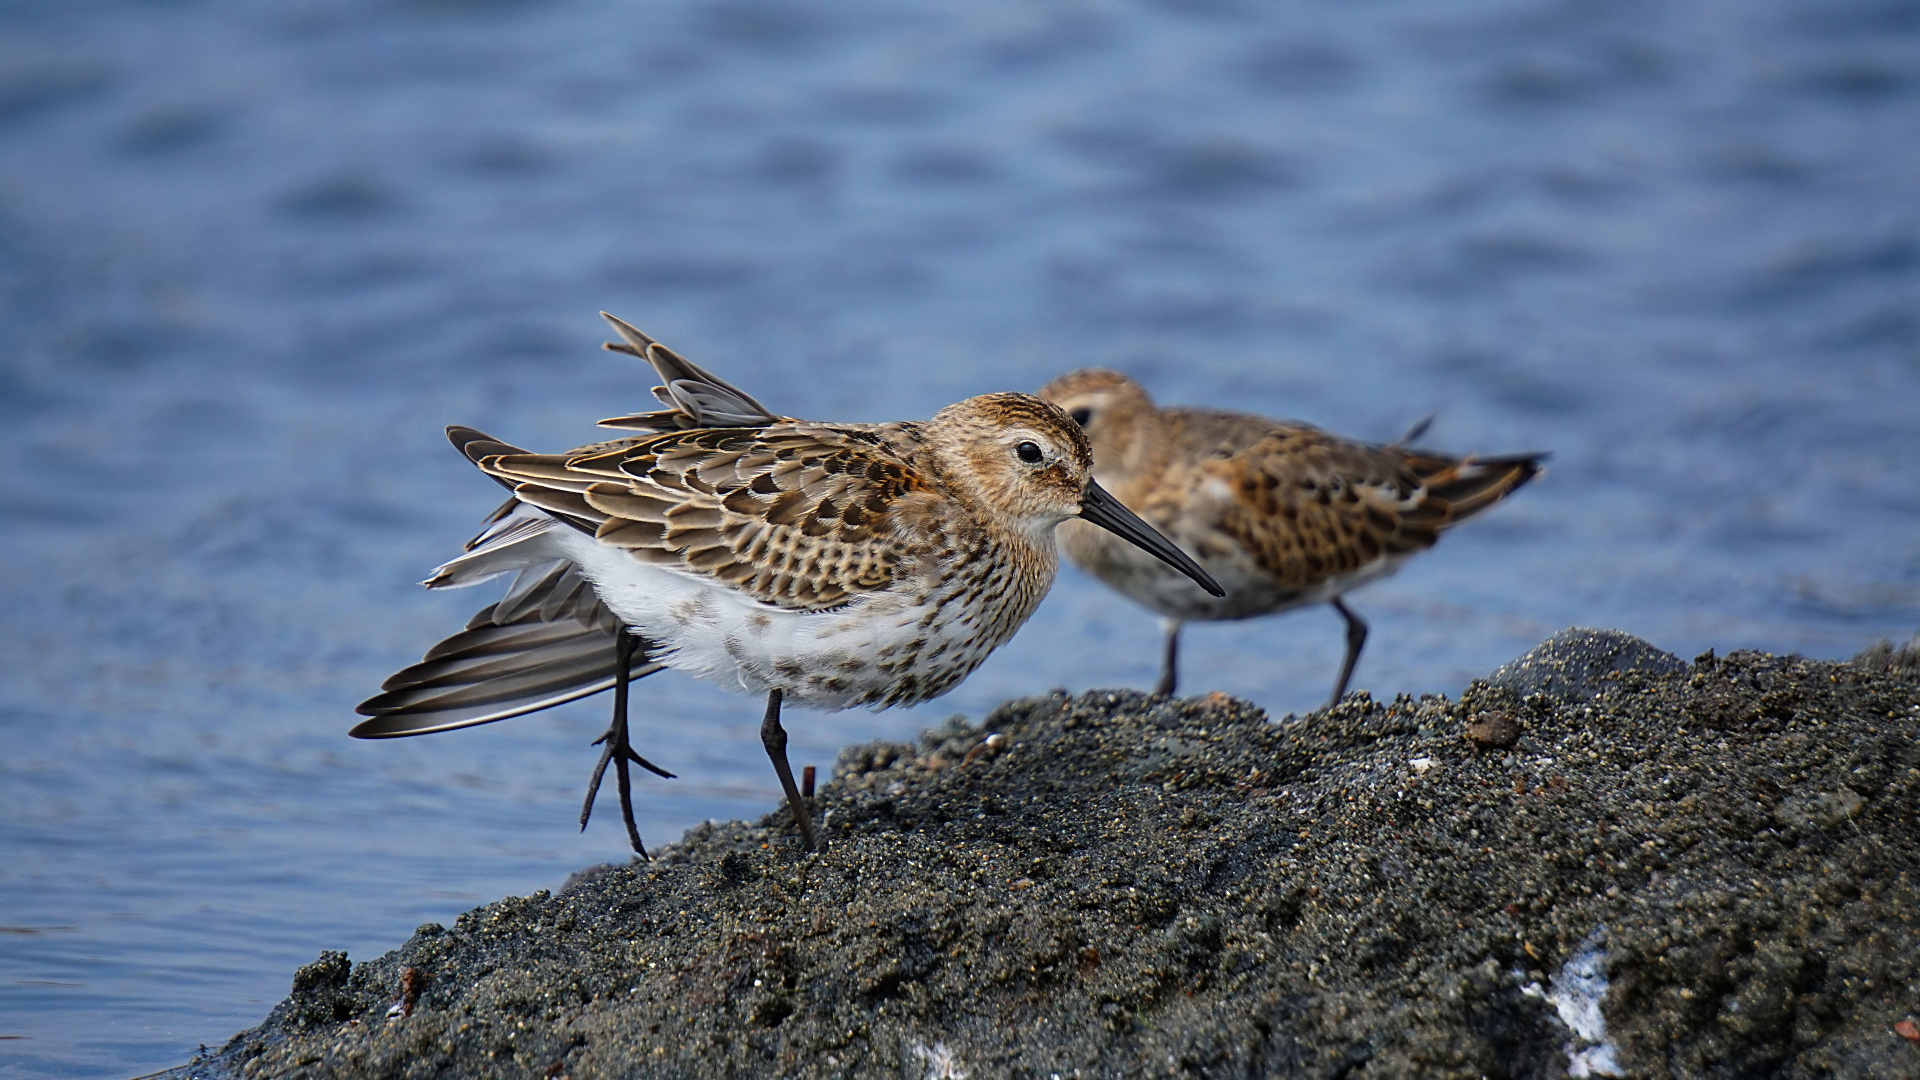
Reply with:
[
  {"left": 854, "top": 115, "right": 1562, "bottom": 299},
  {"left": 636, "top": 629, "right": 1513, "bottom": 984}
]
[{"left": 1078, "top": 480, "right": 1224, "bottom": 597}]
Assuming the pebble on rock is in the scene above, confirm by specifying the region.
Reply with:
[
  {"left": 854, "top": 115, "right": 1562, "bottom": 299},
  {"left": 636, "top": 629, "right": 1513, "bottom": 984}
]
[{"left": 1463, "top": 710, "right": 1522, "bottom": 750}]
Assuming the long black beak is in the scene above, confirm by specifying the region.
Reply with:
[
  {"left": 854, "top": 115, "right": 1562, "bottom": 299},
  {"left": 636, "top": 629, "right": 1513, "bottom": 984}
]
[{"left": 1078, "top": 480, "right": 1224, "bottom": 597}]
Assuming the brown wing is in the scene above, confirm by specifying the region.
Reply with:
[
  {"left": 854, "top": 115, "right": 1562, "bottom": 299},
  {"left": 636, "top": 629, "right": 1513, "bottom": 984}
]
[
  {"left": 475, "top": 423, "right": 934, "bottom": 612},
  {"left": 1201, "top": 425, "right": 1545, "bottom": 588}
]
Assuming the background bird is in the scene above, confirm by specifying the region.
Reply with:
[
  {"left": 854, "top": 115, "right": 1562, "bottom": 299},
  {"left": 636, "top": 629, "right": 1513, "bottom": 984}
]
[
  {"left": 1038, "top": 368, "right": 1544, "bottom": 708},
  {"left": 356, "top": 317, "right": 1221, "bottom": 854}
]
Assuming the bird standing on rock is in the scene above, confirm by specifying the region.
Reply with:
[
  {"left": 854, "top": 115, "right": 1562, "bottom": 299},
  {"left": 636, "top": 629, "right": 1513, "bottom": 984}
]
[
  {"left": 355, "top": 316, "right": 1222, "bottom": 855},
  {"left": 1037, "top": 368, "right": 1545, "bottom": 708}
]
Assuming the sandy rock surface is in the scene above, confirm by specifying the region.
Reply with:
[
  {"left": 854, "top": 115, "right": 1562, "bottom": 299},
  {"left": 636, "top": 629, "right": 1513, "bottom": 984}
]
[{"left": 168, "top": 631, "right": 1920, "bottom": 1079}]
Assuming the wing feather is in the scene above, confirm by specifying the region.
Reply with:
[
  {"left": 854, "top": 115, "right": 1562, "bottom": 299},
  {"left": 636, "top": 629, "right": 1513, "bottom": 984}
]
[
  {"left": 367, "top": 310, "right": 787, "bottom": 738},
  {"left": 1205, "top": 427, "right": 1543, "bottom": 587},
  {"left": 593, "top": 313, "right": 782, "bottom": 431},
  {"left": 353, "top": 571, "right": 661, "bottom": 738},
  {"left": 477, "top": 423, "right": 932, "bottom": 612},
  {"left": 511, "top": 484, "right": 602, "bottom": 523},
  {"left": 495, "top": 560, "right": 570, "bottom": 624}
]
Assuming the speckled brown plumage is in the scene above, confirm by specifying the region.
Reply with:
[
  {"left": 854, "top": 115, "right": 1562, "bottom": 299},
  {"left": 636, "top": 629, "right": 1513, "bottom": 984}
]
[
  {"left": 1039, "top": 368, "right": 1545, "bottom": 707},
  {"left": 486, "top": 423, "right": 935, "bottom": 612},
  {"left": 357, "top": 316, "right": 1219, "bottom": 855}
]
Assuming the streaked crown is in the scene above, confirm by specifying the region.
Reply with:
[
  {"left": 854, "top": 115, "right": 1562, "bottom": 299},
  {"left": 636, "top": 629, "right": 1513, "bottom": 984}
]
[
  {"left": 925, "top": 392, "right": 1095, "bottom": 533},
  {"left": 1035, "top": 369, "right": 1162, "bottom": 486}
]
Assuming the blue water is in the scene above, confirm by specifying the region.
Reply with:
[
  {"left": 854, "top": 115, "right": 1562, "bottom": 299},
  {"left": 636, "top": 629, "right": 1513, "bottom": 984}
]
[{"left": 1, "top": 0, "right": 1916, "bottom": 1074}]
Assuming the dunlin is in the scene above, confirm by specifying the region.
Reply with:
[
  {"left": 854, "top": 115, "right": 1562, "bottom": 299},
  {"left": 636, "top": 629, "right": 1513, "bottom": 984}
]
[
  {"left": 1037, "top": 369, "right": 1544, "bottom": 708},
  {"left": 356, "top": 316, "right": 1221, "bottom": 854}
]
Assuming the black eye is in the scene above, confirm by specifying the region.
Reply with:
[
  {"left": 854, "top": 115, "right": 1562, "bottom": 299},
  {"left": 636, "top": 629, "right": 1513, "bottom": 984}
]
[
  {"left": 1068, "top": 407, "right": 1092, "bottom": 427},
  {"left": 1015, "top": 441, "right": 1044, "bottom": 464}
]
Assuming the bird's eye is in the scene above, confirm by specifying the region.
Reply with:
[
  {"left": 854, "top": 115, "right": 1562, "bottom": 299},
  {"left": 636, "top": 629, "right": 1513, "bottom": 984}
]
[
  {"left": 1068, "top": 407, "right": 1092, "bottom": 427},
  {"left": 1015, "top": 441, "right": 1044, "bottom": 464}
]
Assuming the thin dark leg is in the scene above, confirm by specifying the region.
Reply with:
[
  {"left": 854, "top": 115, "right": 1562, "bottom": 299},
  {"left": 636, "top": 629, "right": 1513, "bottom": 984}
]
[
  {"left": 581, "top": 629, "right": 676, "bottom": 858},
  {"left": 759, "top": 689, "right": 820, "bottom": 853},
  {"left": 1327, "top": 598, "right": 1368, "bottom": 710},
  {"left": 1153, "top": 619, "right": 1182, "bottom": 698}
]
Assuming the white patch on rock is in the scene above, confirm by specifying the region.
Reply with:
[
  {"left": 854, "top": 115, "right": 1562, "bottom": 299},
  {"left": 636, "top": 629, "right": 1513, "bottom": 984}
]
[
  {"left": 911, "top": 1040, "right": 967, "bottom": 1080},
  {"left": 1547, "top": 929, "right": 1623, "bottom": 1077}
]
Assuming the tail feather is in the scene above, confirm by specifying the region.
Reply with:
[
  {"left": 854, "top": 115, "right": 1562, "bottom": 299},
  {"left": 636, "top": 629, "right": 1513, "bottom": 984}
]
[{"left": 1404, "top": 451, "right": 1548, "bottom": 529}]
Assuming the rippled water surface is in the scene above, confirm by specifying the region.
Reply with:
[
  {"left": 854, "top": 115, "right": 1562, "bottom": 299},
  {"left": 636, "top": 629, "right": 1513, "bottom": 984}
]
[{"left": 2, "top": 0, "right": 1916, "bottom": 1074}]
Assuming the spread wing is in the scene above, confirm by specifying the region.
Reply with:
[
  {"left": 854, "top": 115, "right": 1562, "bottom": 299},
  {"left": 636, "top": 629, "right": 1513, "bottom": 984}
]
[
  {"left": 474, "top": 423, "right": 934, "bottom": 612},
  {"left": 1203, "top": 426, "right": 1545, "bottom": 587},
  {"left": 352, "top": 559, "right": 666, "bottom": 737},
  {"left": 355, "top": 315, "right": 780, "bottom": 737},
  {"left": 456, "top": 312, "right": 788, "bottom": 532}
]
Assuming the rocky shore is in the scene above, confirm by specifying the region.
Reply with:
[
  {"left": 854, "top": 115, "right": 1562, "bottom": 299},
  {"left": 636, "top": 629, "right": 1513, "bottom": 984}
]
[{"left": 166, "top": 629, "right": 1920, "bottom": 1079}]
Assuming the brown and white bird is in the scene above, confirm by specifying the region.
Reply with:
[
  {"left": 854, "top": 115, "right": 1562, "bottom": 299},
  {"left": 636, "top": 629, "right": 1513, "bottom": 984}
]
[
  {"left": 1037, "top": 369, "right": 1544, "bottom": 708},
  {"left": 354, "top": 316, "right": 1221, "bottom": 854}
]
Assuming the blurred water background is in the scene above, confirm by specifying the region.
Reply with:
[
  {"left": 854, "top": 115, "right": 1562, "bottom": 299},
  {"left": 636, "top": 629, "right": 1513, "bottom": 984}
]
[{"left": 1, "top": 0, "right": 1916, "bottom": 1074}]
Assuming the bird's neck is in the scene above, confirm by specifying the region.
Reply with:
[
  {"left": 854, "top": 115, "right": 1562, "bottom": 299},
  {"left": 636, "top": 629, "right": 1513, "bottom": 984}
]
[{"left": 1099, "top": 407, "right": 1174, "bottom": 506}]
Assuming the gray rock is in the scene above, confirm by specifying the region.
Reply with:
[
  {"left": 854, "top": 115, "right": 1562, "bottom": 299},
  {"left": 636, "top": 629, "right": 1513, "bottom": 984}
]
[
  {"left": 166, "top": 648, "right": 1920, "bottom": 1080},
  {"left": 1487, "top": 627, "right": 1685, "bottom": 702}
]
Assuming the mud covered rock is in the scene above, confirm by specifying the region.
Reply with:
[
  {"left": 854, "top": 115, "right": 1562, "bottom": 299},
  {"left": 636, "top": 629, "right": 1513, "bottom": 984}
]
[
  {"left": 1486, "top": 628, "right": 1687, "bottom": 703},
  {"left": 171, "top": 635, "right": 1920, "bottom": 1079}
]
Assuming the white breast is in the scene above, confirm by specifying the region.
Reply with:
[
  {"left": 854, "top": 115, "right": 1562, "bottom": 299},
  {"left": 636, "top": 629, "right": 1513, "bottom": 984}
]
[{"left": 550, "top": 527, "right": 1004, "bottom": 711}]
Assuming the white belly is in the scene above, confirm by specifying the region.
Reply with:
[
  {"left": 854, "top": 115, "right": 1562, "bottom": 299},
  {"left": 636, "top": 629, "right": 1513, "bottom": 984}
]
[{"left": 552, "top": 528, "right": 1003, "bottom": 711}]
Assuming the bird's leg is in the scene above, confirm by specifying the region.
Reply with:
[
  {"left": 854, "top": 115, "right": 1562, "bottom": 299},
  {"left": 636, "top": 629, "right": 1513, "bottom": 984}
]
[
  {"left": 1154, "top": 619, "right": 1183, "bottom": 698},
  {"left": 759, "top": 689, "right": 820, "bottom": 852},
  {"left": 581, "top": 629, "right": 675, "bottom": 857},
  {"left": 1327, "top": 598, "right": 1368, "bottom": 710}
]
